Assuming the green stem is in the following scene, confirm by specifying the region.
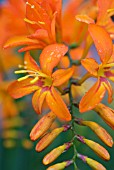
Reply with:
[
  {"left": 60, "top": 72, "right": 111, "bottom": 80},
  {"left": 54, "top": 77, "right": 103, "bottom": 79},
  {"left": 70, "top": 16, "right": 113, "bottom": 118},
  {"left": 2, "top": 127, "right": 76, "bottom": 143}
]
[{"left": 67, "top": 48, "right": 78, "bottom": 170}]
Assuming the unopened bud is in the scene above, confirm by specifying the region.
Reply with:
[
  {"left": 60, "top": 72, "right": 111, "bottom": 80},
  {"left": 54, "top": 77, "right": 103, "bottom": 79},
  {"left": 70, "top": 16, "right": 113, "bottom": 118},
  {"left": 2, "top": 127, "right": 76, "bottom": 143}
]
[
  {"left": 77, "top": 154, "right": 106, "bottom": 170},
  {"left": 82, "top": 121, "right": 113, "bottom": 147},
  {"left": 94, "top": 103, "right": 114, "bottom": 129},
  {"left": 84, "top": 139, "right": 110, "bottom": 160},
  {"left": 86, "top": 157, "right": 106, "bottom": 170},
  {"left": 36, "top": 127, "right": 64, "bottom": 152},
  {"left": 30, "top": 112, "right": 56, "bottom": 141},
  {"left": 43, "top": 142, "right": 72, "bottom": 165},
  {"left": 47, "top": 160, "right": 73, "bottom": 170}
]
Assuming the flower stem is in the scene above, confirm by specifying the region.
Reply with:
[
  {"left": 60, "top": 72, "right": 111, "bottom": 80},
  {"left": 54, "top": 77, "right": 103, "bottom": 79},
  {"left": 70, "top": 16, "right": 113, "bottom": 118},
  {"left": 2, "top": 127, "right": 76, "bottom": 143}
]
[{"left": 67, "top": 48, "right": 79, "bottom": 170}]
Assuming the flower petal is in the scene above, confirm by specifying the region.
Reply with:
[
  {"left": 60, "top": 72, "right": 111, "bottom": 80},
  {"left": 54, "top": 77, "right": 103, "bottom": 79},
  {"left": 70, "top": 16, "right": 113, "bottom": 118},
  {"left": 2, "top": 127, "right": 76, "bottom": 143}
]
[
  {"left": 39, "top": 44, "right": 68, "bottom": 75},
  {"left": 81, "top": 58, "right": 99, "bottom": 76},
  {"left": 24, "top": 52, "right": 40, "bottom": 71},
  {"left": 76, "top": 14, "right": 95, "bottom": 24},
  {"left": 97, "top": 0, "right": 111, "bottom": 23},
  {"left": 101, "top": 78, "right": 113, "bottom": 103},
  {"left": 46, "top": 87, "right": 71, "bottom": 121},
  {"left": 32, "top": 90, "right": 47, "bottom": 114},
  {"left": 8, "top": 78, "right": 39, "bottom": 99},
  {"left": 52, "top": 67, "right": 75, "bottom": 86},
  {"left": 18, "top": 44, "right": 44, "bottom": 52},
  {"left": 79, "top": 79, "right": 106, "bottom": 112},
  {"left": 88, "top": 24, "right": 113, "bottom": 63},
  {"left": 3, "top": 36, "right": 38, "bottom": 49}
]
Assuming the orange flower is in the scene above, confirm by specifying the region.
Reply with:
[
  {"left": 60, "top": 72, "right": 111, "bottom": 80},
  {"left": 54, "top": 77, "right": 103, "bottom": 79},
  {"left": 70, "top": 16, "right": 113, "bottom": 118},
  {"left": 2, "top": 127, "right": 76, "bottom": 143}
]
[
  {"left": 79, "top": 24, "right": 114, "bottom": 112},
  {"left": 4, "top": 0, "right": 62, "bottom": 52},
  {"left": 76, "top": 0, "right": 114, "bottom": 39},
  {"left": 0, "top": 0, "right": 27, "bottom": 46},
  {"left": 8, "top": 44, "right": 74, "bottom": 121}
]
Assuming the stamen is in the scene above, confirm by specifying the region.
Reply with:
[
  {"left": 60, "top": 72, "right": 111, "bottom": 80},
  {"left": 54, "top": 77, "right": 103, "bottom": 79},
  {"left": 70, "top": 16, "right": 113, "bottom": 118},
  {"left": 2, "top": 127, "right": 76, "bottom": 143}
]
[
  {"left": 15, "top": 70, "right": 28, "bottom": 74},
  {"left": 26, "top": 2, "right": 34, "bottom": 9},
  {"left": 31, "top": 5, "right": 35, "bottom": 9},
  {"left": 17, "top": 75, "right": 30, "bottom": 82},
  {"left": 15, "top": 70, "right": 37, "bottom": 74},
  {"left": 38, "top": 21, "right": 45, "bottom": 25},
  {"left": 24, "top": 18, "right": 37, "bottom": 25},
  {"left": 18, "top": 64, "right": 24, "bottom": 68},
  {"left": 30, "top": 77, "right": 39, "bottom": 84}
]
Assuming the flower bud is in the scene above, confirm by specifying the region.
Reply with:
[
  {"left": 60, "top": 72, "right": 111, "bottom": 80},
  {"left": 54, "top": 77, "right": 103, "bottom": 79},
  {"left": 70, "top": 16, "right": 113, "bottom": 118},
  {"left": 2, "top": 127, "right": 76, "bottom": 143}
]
[
  {"left": 94, "top": 103, "right": 114, "bottom": 129},
  {"left": 47, "top": 160, "right": 73, "bottom": 170},
  {"left": 30, "top": 112, "right": 56, "bottom": 141},
  {"left": 36, "top": 127, "right": 64, "bottom": 152},
  {"left": 86, "top": 158, "right": 106, "bottom": 170},
  {"left": 82, "top": 121, "right": 113, "bottom": 147},
  {"left": 84, "top": 139, "right": 110, "bottom": 160},
  {"left": 43, "top": 142, "right": 72, "bottom": 165}
]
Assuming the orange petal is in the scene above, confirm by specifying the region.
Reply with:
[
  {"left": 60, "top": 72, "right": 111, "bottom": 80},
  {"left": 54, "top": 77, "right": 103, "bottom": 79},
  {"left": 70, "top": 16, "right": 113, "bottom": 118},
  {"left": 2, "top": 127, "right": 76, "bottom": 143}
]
[
  {"left": 24, "top": 52, "right": 40, "bottom": 71},
  {"left": 81, "top": 58, "right": 99, "bottom": 76},
  {"left": 97, "top": 0, "right": 111, "bottom": 22},
  {"left": 8, "top": 78, "right": 39, "bottom": 99},
  {"left": 46, "top": 87, "right": 71, "bottom": 121},
  {"left": 39, "top": 44, "right": 68, "bottom": 75},
  {"left": 28, "top": 29, "right": 49, "bottom": 42},
  {"left": 88, "top": 24, "right": 113, "bottom": 64},
  {"left": 79, "top": 79, "right": 106, "bottom": 112},
  {"left": 76, "top": 14, "right": 95, "bottom": 24},
  {"left": 101, "top": 78, "right": 113, "bottom": 103},
  {"left": 52, "top": 67, "right": 75, "bottom": 86},
  {"left": 32, "top": 90, "right": 47, "bottom": 114},
  {"left": 3, "top": 36, "right": 38, "bottom": 49},
  {"left": 18, "top": 44, "right": 44, "bottom": 52},
  {"left": 50, "top": 12, "right": 56, "bottom": 42}
]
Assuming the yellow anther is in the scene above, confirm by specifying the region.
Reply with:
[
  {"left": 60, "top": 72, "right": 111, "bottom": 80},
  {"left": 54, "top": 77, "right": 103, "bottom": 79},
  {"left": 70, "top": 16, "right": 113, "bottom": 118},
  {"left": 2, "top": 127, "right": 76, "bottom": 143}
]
[
  {"left": 24, "top": 18, "right": 37, "bottom": 25},
  {"left": 38, "top": 21, "right": 45, "bottom": 25},
  {"left": 30, "top": 77, "right": 39, "bottom": 84},
  {"left": 26, "top": 2, "right": 35, "bottom": 8},
  {"left": 17, "top": 75, "right": 30, "bottom": 82},
  {"left": 15, "top": 70, "right": 28, "bottom": 74},
  {"left": 18, "top": 64, "right": 24, "bottom": 68}
]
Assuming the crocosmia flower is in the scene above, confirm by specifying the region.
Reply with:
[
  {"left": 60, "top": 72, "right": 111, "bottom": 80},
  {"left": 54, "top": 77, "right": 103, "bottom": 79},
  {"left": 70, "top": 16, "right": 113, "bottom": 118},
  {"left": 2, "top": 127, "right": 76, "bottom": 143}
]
[
  {"left": 8, "top": 44, "right": 74, "bottom": 121},
  {"left": 4, "top": 0, "right": 62, "bottom": 52},
  {"left": 79, "top": 24, "right": 114, "bottom": 112}
]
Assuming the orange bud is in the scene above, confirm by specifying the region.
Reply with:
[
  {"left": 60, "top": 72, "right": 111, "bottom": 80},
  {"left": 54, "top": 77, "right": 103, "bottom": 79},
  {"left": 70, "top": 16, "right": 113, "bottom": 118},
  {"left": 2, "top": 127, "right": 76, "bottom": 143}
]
[
  {"left": 86, "top": 158, "right": 106, "bottom": 170},
  {"left": 84, "top": 139, "right": 110, "bottom": 160},
  {"left": 47, "top": 160, "right": 73, "bottom": 170},
  {"left": 36, "top": 127, "right": 64, "bottom": 152},
  {"left": 43, "top": 143, "right": 71, "bottom": 165},
  {"left": 94, "top": 103, "right": 114, "bottom": 129},
  {"left": 30, "top": 112, "right": 56, "bottom": 141},
  {"left": 82, "top": 121, "right": 113, "bottom": 147}
]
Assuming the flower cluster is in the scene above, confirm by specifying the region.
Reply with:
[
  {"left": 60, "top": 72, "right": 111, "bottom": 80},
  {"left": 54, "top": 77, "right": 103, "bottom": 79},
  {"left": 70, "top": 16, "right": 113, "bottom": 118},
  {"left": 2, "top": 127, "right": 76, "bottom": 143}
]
[{"left": 1, "top": 0, "right": 114, "bottom": 169}]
